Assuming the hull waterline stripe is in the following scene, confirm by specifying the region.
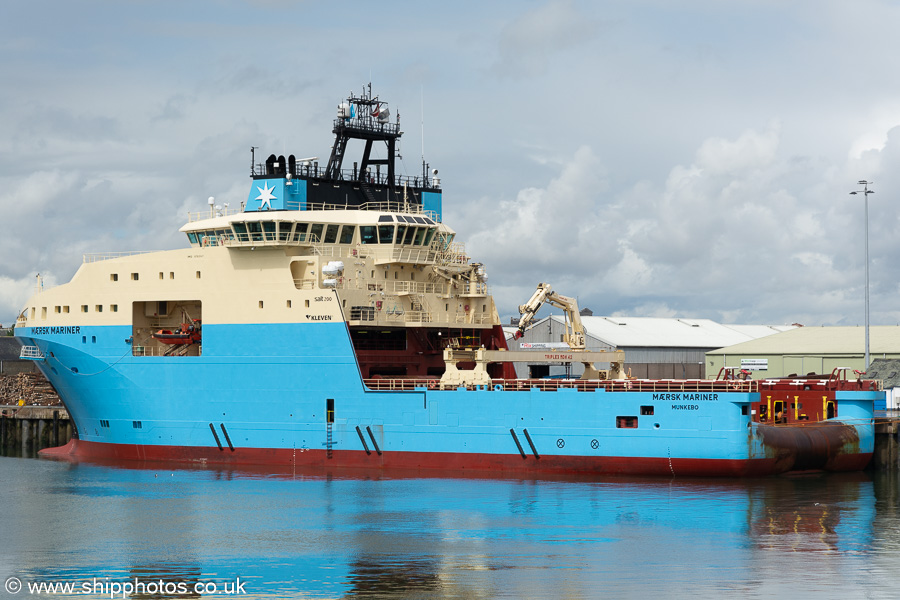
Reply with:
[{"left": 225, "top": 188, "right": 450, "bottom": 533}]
[
  {"left": 523, "top": 428, "right": 540, "bottom": 459},
  {"left": 209, "top": 423, "right": 223, "bottom": 451},
  {"left": 38, "top": 439, "right": 876, "bottom": 477},
  {"left": 366, "top": 426, "right": 382, "bottom": 455},
  {"left": 356, "top": 426, "right": 371, "bottom": 455},
  {"left": 510, "top": 429, "right": 527, "bottom": 459},
  {"left": 220, "top": 424, "right": 235, "bottom": 452}
]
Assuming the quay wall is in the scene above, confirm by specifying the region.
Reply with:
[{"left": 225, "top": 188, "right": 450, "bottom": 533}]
[{"left": 0, "top": 405, "right": 73, "bottom": 457}]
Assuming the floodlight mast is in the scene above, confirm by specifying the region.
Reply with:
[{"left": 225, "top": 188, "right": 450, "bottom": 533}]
[{"left": 850, "top": 180, "right": 874, "bottom": 371}]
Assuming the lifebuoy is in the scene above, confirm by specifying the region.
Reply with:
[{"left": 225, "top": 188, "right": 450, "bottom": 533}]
[{"left": 428, "top": 380, "right": 436, "bottom": 389}]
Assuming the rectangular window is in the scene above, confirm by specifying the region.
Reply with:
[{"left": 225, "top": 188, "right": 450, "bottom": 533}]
[
  {"left": 339, "top": 225, "right": 356, "bottom": 244},
  {"left": 247, "top": 221, "right": 263, "bottom": 241},
  {"left": 305, "top": 299, "right": 310, "bottom": 308},
  {"left": 259, "top": 300, "right": 264, "bottom": 308},
  {"left": 292, "top": 222, "right": 308, "bottom": 243},
  {"left": 111, "top": 274, "right": 118, "bottom": 281},
  {"left": 63, "top": 306, "right": 69, "bottom": 313},
  {"left": 111, "top": 304, "right": 118, "bottom": 312},
  {"left": 616, "top": 416, "right": 638, "bottom": 429},
  {"left": 359, "top": 226, "right": 377, "bottom": 244},
  {"left": 196, "top": 271, "right": 201, "bottom": 279},
  {"left": 394, "top": 225, "right": 407, "bottom": 245},
  {"left": 277, "top": 222, "right": 293, "bottom": 242},
  {"left": 286, "top": 300, "right": 292, "bottom": 308},
  {"left": 159, "top": 272, "right": 164, "bottom": 280},
  {"left": 131, "top": 273, "right": 139, "bottom": 281},
  {"left": 170, "top": 272, "right": 175, "bottom": 279},
  {"left": 54, "top": 306, "right": 61, "bottom": 314},
  {"left": 95, "top": 305, "right": 103, "bottom": 312},
  {"left": 741, "top": 405, "right": 749, "bottom": 416},
  {"left": 377, "top": 224, "right": 395, "bottom": 244},
  {"left": 41, "top": 307, "right": 47, "bottom": 319},
  {"left": 81, "top": 305, "right": 88, "bottom": 313},
  {"left": 640, "top": 406, "right": 654, "bottom": 415},
  {"left": 262, "top": 221, "right": 277, "bottom": 241},
  {"left": 323, "top": 224, "right": 339, "bottom": 244}
]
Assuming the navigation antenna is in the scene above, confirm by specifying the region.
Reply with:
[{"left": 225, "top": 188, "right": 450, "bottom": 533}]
[{"left": 421, "top": 85, "right": 426, "bottom": 185}]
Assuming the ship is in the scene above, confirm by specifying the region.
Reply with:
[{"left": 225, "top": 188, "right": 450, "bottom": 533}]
[{"left": 14, "top": 86, "right": 881, "bottom": 477}]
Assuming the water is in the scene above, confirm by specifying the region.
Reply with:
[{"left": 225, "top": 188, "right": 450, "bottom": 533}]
[{"left": 2, "top": 457, "right": 900, "bottom": 599}]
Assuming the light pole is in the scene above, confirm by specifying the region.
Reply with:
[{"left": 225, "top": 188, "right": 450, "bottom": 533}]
[{"left": 850, "top": 180, "right": 874, "bottom": 371}]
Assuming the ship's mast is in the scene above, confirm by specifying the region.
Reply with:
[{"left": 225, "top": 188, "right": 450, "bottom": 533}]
[{"left": 324, "top": 86, "right": 401, "bottom": 189}]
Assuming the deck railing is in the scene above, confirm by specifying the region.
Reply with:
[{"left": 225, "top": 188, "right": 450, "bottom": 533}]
[{"left": 362, "top": 377, "right": 759, "bottom": 393}]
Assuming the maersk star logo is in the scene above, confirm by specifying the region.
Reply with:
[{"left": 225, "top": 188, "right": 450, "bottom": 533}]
[{"left": 255, "top": 183, "right": 276, "bottom": 210}]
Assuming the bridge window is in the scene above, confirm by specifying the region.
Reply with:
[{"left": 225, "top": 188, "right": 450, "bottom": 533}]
[
  {"left": 395, "top": 225, "right": 407, "bottom": 244},
  {"left": 378, "top": 224, "right": 394, "bottom": 243},
  {"left": 323, "top": 224, "right": 339, "bottom": 244},
  {"left": 413, "top": 227, "right": 426, "bottom": 245},
  {"left": 247, "top": 221, "right": 263, "bottom": 241},
  {"left": 339, "top": 225, "right": 355, "bottom": 244},
  {"left": 262, "top": 221, "right": 277, "bottom": 241},
  {"left": 360, "top": 226, "right": 376, "bottom": 244},
  {"left": 233, "top": 222, "right": 248, "bottom": 242},
  {"left": 309, "top": 223, "right": 324, "bottom": 243},
  {"left": 293, "top": 222, "right": 308, "bottom": 242},
  {"left": 402, "top": 227, "right": 417, "bottom": 245}
]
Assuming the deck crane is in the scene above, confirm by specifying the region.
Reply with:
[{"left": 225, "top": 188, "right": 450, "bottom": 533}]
[
  {"left": 438, "top": 282, "right": 626, "bottom": 388},
  {"left": 515, "top": 283, "right": 586, "bottom": 351}
]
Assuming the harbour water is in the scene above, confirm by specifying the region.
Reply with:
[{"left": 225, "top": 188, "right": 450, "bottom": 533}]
[{"left": 2, "top": 456, "right": 900, "bottom": 599}]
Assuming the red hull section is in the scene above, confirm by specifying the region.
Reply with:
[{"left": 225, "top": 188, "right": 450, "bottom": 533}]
[{"left": 39, "top": 439, "right": 873, "bottom": 478}]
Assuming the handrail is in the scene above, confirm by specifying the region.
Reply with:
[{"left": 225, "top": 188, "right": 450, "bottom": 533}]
[
  {"left": 362, "top": 377, "right": 760, "bottom": 393},
  {"left": 19, "top": 346, "right": 45, "bottom": 360},
  {"left": 187, "top": 201, "right": 440, "bottom": 225},
  {"left": 83, "top": 251, "right": 155, "bottom": 263}
]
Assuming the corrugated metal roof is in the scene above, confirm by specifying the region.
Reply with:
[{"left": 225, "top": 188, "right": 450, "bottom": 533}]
[
  {"left": 707, "top": 325, "right": 900, "bottom": 355},
  {"left": 538, "top": 315, "right": 791, "bottom": 349}
]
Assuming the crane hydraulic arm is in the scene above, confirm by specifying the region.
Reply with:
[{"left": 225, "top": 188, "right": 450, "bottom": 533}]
[{"left": 514, "top": 282, "right": 586, "bottom": 350}]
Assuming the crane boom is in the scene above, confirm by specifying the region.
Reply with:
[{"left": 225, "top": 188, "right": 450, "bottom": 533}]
[{"left": 515, "top": 282, "right": 586, "bottom": 350}]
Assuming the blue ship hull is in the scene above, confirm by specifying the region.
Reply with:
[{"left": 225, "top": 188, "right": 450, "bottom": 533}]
[{"left": 16, "top": 322, "right": 877, "bottom": 477}]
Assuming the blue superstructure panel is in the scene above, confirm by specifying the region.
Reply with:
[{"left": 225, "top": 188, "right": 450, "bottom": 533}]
[
  {"left": 285, "top": 178, "right": 306, "bottom": 211},
  {"left": 246, "top": 178, "right": 287, "bottom": 211},
  {"left": 422, "top": 191, "right": 442, "bottom": 221}
]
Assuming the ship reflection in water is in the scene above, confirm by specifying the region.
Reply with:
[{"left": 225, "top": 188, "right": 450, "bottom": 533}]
[{"left": 3, "top": 457, "right": 900, "bottom": 599}]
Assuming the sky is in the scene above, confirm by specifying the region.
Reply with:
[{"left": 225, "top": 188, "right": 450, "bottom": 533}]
[{"left": 2, "top": 0, "right": 900, "bottom": 328}]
